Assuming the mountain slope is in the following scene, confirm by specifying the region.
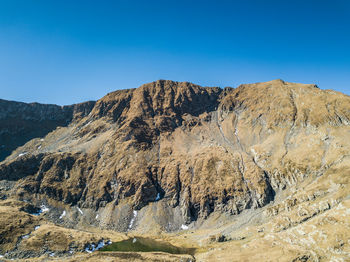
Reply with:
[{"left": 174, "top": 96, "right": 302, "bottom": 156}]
[
  {"left": 0, "top": 79, "right": 350, "bottom": 261},
  {"left": 0, "top": 99, "right": 95, "bottom": 161}
]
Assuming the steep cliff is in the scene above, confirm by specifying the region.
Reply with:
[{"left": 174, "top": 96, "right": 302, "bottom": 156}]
[{"left": 0, "top": 99, "right": 96, "bottom": 161}]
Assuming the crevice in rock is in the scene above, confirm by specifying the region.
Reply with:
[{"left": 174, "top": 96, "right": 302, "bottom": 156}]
[
  {"left": 262, "top": 170, "right": 276, "bottom": 204},
  {"left": 145, "top": 166, "right": 165, "bottom": 202},
  {"left": 175, "top": 164, "right": 182, "bottom": 207}
]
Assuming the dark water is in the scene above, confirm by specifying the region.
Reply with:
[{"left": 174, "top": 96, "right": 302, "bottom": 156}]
[{"left": 99, "top": 237, "right": 195, "bottom": 255}]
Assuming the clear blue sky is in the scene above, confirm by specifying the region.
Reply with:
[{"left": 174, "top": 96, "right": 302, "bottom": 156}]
[{"left": 0, "top": 0, "right": 349, "bottom": 105}]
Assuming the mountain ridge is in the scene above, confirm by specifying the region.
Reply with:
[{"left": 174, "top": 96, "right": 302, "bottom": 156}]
[
  {"left": 0, "top": 79, "right": 350, "bottom": 261},
  {"left": 0, "top": 98, "right": 96, "bottom": 161}
]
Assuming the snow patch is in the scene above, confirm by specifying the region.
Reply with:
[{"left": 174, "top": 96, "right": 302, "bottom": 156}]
[
  {"left": 32, "top": 204, "right": 50, "bottom": 215},
  {"left": 37, "top": 146, "right": 41, "bottom": 150},
  {"left": 77, "top": 207, "right": 83, "bottom": 215},
  {"left": 22, "top": 234, "right": 30, "bottom": 239},
  {"left": 132, "top": 238, "right": 137, "bottom": 243},
  {"left": 95, "top": 214, "right": 99, "bottom": 219},
  {"left": 181, "top": 224, "right": 189, "bottom": 230},
  {"left": 49, "top": 253, "right": 55, "bottom": 257},
  {"left": 41, "top": 205, "right": 49, "bottom": 212},
  {"left": 59, "top": 210, "right": 66, "bottom": 219},
  {"left": 128, "top": 210, "right": 138, "bottom": 230},
  {"left": 34, "top": 225, "right": 40, "bottom": 230},
  {"left": 85, "top": 240, "right": 106, "bottom": 253},
  {"left": 85, "top": 246, "right": 94, "bottom": 253},
  {"left": 40, "top": 139, "right": 44, "bottom": 141},
  {"left": 96, "top": 240, "right": 106, "bottom": 249},
  {"left": 18, "top": 152, "right": 27, "bottom": 157},
  {"left": 155, "top": 193, "right": 161, "bottom": 201}
]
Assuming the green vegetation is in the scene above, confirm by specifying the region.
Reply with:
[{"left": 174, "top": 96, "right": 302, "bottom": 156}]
[{"left": 99, "top": 237, "right": 195, "bottom": 255}]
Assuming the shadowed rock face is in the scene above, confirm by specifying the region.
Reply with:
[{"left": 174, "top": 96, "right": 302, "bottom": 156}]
[
  {"left": 1, "top": 79, "right": 350, "bottom": 231},
  {"left": 0, "top": 99, "right": 95, "bottom": 161}
]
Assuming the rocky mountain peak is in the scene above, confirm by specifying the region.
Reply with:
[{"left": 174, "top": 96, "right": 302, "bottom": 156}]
[
  {"left": 133, "top": 80, "right": 222, "bottom": 116},
  {"left": 92, "top": 80, "right": 222, "bottom": 120}
]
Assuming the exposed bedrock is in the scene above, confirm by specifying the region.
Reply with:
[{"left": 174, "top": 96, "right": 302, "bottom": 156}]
[
  {"left": 0, "top": 99, "right": 95, "bottom": 161},
  {"left": 1, "top": 79, "right": 350, "bottom": 231}
]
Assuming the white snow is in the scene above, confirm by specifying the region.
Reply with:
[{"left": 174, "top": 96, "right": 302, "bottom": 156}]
[
  {"left": 40, "top": 205, "right": 49, "bottom": 212},
  {"left": 155, "top": 193, "right": 161, "bottom": 201},
  {"left": 49, "top": 253, "right": 55, "bottom": 257},
  {"left": 59, "top": 210, "right": 66, "bottom": 219},
  {"left": 32, "top": 204, "right": 50, "bottom": 215},
  {"left": 85, "top": 240, "right": 106, "bottom": 253},
  {"left": 96, "top": 240, "right": 106, "bottom": 249},
  {"left": 18, "top": 152, "right": 27, "bottom": 157},
  {"left": 34, "top": 225, "right": 40, "bottom": 230},
  {"left": 77, "top": 207, "right": 83, "bottom": 215},
  {"left": 128, "top": 210, "right": 138, "bottom": 230},
  {"left": 0, "top": 255, "right": 3, "bottom": 258},
  {"left": 132, "top": 238, "right": 137, "bottom": 243},
  {"left": 95, "top": 214, "right": 99, "bottom": 219},
  {"left": 85, "top": 244, "right": 94, "bottom": 253},
  {"left": 22, "top": 234, "right": 30, "bottom": 239},
  {"left": 181, "top": 224, "right": 189, "bottom": 230},
  {"left": 40, "top": 139, "right": 44, "bottom": 141},
  {"left": 37, "top": 146, "right": 41, "bottom": 150}
]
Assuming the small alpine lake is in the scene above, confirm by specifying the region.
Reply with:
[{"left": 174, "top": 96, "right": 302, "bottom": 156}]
[{"left": 99, "top": 237, "right": 196, "bottom": 255}]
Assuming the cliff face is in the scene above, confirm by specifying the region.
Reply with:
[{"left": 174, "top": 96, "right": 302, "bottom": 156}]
[
  {"left": 0, "top": 99, "right": 95, "bottom": 161},
  {"left": 1, "top": 79, "right": 349, "bottom": 231}
]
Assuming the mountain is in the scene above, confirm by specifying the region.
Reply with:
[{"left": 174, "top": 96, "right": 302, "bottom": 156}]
[
  {"left": 0, "top": 99, "right": 95, "bottom": 161},
  {"left": 0, "top": 79, "right": 349, "bottom": 261}
]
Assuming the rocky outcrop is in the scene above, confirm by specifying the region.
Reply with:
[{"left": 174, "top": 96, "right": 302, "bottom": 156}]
[
  {"left": 1, "top": 79, "right": 350, "bottom": 232},
  {"left": 0, "top": 99, "right": 95, "bottom": 161}
]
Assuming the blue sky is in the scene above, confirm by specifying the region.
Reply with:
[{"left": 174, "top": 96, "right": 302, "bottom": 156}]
[{"left": 0, "top": 0, "right": 349, "bottom": 105}]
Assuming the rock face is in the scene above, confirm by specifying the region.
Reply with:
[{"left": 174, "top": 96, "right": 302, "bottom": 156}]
[
  {"left": 1, "top": 79, "right": 350, "bottom": 231},
  {"left": 0, "top": 99, "right": 95, "bottom": 161}
]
